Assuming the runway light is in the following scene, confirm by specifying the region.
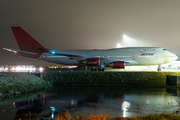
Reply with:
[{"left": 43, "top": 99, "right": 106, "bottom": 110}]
[{"left": 39, "top": 67, "right": 44, "bottom": 71}]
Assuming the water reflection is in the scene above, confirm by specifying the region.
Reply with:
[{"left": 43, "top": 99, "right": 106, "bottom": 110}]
[
  {"left": 50, "top": 106, "right": 56, "bottom": 119},
  {"left": 122, "top": 101, "right": 130, "bottom": 117},
  {"left": 0, "top": 87, "right": 180, "bottom": 119}
]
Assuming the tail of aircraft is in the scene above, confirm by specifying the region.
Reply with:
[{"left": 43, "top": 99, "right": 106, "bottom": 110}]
[{"left": 11, "top": 27, "right": 48, "bottom": 58}]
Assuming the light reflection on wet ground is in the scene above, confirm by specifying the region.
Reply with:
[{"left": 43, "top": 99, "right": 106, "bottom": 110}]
[{"left": 0, "top": 87, "right": 180, "bottom": 119}]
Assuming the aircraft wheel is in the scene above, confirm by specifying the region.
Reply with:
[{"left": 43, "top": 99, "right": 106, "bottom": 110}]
[
  {"left": 157, "top": 65, "right": 161, "bottom": 71},
  {"left": 157, "top": 68, "right": 161, "bottom": 71},
  {"left": 91, "top": 68, "right": 97, "bottom": 71},
  {"left": 98, "top": 68, "right": 105, "bottom": 72}
]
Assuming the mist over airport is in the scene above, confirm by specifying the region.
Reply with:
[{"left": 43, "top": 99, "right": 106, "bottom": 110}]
[
  {"left": 1, "top": 1, "right": 180, "bottom": 119},
  {"left": 1, "top": 0, "right": 180, "bottom": 65}
]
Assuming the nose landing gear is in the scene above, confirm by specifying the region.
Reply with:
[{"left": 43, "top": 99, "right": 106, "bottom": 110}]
[{"left": 157, "top": 65, "right": 161, "bottom": 71}]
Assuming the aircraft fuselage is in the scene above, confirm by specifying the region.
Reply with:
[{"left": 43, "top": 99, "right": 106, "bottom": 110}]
[{"left": 39, "top": 47, "right": 177, "bottom": 66}]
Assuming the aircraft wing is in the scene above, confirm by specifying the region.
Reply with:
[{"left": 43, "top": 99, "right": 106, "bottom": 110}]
[
  {"left": 48, "top": 50, "right": 137, "bottom": 65},
  {"left": 3, "top": 47, "right": 137, "bottom": 65},
  {"left": 100, "top": 57, "right": 138, "bottom": 65},
  {"left": 50, "top": 52, "right": 83, "bottom": 58},
  {"left": 48, "top": 50, "right": 92, "bottom": 61}
]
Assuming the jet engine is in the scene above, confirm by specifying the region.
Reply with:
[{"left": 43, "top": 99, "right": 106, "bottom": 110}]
[
  {"left": 108, "top": 61, "right": 125, "bottom": 68},
  {"left": 79, "top": 58, "right": 100, "bottom": 66}
]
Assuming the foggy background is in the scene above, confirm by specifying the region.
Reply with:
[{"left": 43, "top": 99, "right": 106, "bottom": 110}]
[{"left": 1, "top": 0, "right": 180, "bottom": 65}]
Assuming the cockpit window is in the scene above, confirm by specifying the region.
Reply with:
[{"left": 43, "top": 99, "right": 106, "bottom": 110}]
[{"left": 163, "top": 49, "right": 167, "bottom": 51}]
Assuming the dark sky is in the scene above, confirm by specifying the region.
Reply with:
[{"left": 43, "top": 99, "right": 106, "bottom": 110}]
[{"left": 1, "top": 0, "right": 180, "bottom": 65}]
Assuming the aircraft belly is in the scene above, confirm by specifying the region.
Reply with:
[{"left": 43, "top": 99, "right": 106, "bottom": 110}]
[
  {"left": 39, "top": 55, "right": 79, "bottom": 65},
  {"left": 52, "top": 58, "right": 78, "bottom": 65}
]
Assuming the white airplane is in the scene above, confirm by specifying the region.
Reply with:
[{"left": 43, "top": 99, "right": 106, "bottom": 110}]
[{"left": 3, "top": 27, "right": 178, "bottom": 71}]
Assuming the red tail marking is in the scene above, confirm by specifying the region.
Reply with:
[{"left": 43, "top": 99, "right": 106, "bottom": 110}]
[{"left": 11, "top": 27, "right": 46, "bottom": 58}]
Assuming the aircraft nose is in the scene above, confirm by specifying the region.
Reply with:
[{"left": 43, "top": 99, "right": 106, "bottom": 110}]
[
  {"left": 172, "top": 53, "right": 178, "bottom": 61},
  {"left": 175, "top": 54, "right": 178, "bottom": 60}
]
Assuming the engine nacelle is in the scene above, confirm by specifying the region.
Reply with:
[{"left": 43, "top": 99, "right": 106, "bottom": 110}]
[
  {"left": 109, "top": 61, "right": 125, "bottom": 68},
  {"left": 80, "top": 58, "right": 100, "bottom": 66}
]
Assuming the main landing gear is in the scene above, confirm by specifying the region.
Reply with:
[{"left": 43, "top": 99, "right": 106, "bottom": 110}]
[
  {"left": 91, "top": 67, "right": 104, "bottom": 72},
  {"left": 90, "top": 63, "right": 105, "bottom": 72},
  {"left": 157, "top": 65, "right": 161, "bottom": 71}
]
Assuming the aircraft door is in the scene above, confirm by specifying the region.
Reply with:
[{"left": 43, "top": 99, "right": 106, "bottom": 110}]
[
  {"left": 140, "top": 49, "right": 145, "bottom": 53},
  {"left": 132, "top": 55, "right": 135, "bottom": 60}
]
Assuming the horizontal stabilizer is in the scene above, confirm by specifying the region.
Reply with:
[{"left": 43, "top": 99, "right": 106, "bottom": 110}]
[{"left": 3, "top": 48, "right": 37, "bottom": 55}]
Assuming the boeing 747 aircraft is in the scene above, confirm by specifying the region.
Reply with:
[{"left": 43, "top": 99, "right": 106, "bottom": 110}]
[{"left": 3, "top": 27, "right": 178, "bottom": 71}]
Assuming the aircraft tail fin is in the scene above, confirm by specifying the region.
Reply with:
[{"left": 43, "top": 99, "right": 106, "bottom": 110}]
[
  {"left": 11, "top": 27, "right": 47, "bottom": 53},
  {"left": 11, "top": 27, "right": 48, "bottom": 58}
]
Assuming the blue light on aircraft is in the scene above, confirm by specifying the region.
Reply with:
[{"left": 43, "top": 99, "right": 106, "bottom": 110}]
[{"left": 52, "top": 51, "right": 55, "bottom": 54}]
